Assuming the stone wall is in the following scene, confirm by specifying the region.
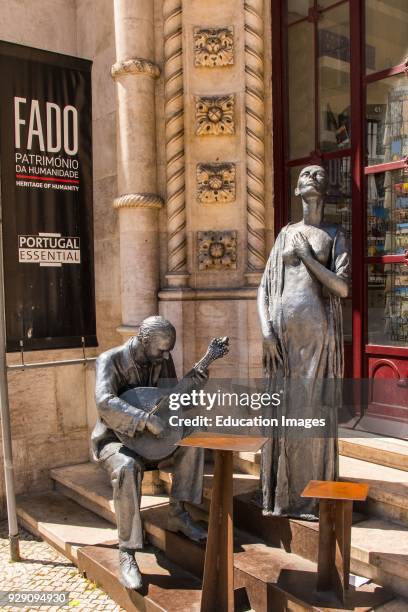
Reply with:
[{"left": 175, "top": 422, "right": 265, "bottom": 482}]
[
  {"left": 1, "top": 0, "right": 77, "bottom": 55},
  {"left": 0, "top": 0, "right": 120, "bottom": 517}
]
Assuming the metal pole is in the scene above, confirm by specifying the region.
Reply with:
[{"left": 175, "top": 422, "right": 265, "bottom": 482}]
[
  {"left": 0, "top": 195, "right": 20, "bottom": 561},
  {"left": 8, "top": 357, "right": 97, "bottom": 372}
]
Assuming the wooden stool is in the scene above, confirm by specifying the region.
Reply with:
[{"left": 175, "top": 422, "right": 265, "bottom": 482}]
[
  {"left": 178, "top": 432, "right": 268, "bottom": 612},
  {"left": 301, "top": 480, "right": 369, "bottom": 605}
]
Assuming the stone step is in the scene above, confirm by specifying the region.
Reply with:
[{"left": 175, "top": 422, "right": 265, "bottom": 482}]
[
  {"left": 16, "top": 490, "right": 118, "bottom": 563},
  {"left": 233, "top": 449, "right": 261, "bottom": 475},
  {"left": 350, "top": 519, "right": 408, "bottom": 605},
  {"left": 16, "top": 490, "right": 204, "bottom": 612},
  {"left": 142, "top": 504, "right": 393, "bottom": 611},
  {"left": 340, "top": 456, "right": 408, "bottom": 526},
  {"left": 159, "top": 463, "right": 258, "bottom": 501},
  {"left": 338, "top": 432, "right": 408, "bottom": 472},
  {"left": 51, "top": 462, "right": 168, "bottom": 524},
  {"left": 15, "top": 487, "right": 401, "bottom": 611},
  {"left": 233, "top": 432, "right": 408, "bottom": 474},
  {"left": 49, "top": 462, "right": 408, "bottom": 600},
  {"left": 234, "top": 543, "right": 393, "bottom": 612},
  {"left": 50, "top": 461, "right": 257, "bottom": 522},
  {"left": 374, "top": 600, "right": 408, "bottom": 611},
  {"left": 78, "top": 543, "right": 253, "bottom": 612},
  {"left": 78, "top": 545, "right": 203, "bottom": 612},
  {"left": 233, "top": 453, "right": 408, "bottom": 526},
  {"left": 234, "top": 493, "right": 408, "bottom": 600},
  {"left": 53, "top": 452, "right": 408, "bottom": 529}
]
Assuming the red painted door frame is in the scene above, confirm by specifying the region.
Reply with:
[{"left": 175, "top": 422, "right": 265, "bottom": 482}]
[{"left": 271, "top": 0, "right": 408, "bottom": 391}]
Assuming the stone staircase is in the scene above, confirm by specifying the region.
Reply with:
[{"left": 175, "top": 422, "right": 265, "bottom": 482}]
[{"left": 15, "top": 436, "right": 408, "bottom": 611}]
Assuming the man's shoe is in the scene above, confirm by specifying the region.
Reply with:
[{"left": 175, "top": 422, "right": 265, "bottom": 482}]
[
  {"left": 119, "top": 549, "right": 143, "bottom": 590},
  {"left": 167, "top": 509, "right": 207, "bottom": 542}
]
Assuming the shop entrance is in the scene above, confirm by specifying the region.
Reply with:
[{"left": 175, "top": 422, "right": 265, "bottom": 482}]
[{"left": 272, "top": 0, "right": 408, "bottom": 431}]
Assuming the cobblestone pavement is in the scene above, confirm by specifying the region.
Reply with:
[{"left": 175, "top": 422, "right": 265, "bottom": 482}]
[{"left": 0, "top": 520, "right": 125, "bottom": 611}]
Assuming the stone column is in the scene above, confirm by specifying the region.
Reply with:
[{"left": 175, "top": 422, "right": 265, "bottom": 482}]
[
  {"left": 245, "top": 0, "right": 266, "bottom": 286},
  {"left": 164, "top": 0, "right": 189, "bottom": 288},
  {"left": 112, "top": 0, "right": 162, "bottom": 334}
]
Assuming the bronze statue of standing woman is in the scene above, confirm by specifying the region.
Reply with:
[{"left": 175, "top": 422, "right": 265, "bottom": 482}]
[{"left": 257, "top": 165, "right": 350, "bottom": 519}]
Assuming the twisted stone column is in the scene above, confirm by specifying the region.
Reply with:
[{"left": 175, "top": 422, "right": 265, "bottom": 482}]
[
  {"left": 112, "top": 0, "right": 162, "bottom": 330},
  {"left": 245, "top": 0, "right": 266, "bottom": 285},
  {"left": 164, "top": 0, "right": 189, "bottom": 288}
]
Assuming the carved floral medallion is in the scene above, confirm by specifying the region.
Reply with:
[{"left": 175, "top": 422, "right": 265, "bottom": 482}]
[
  {"left": 195, "top": 95, "right": 235, "bottom": 136},
  {"left": 198, "top": 231, "right": 237, "bottom": 270},
  {"left": 196, "top": 163, "right": 236, "bottom": 203},
  {"left": 194, "top": 27, "right": 234, "bottom": 67}
]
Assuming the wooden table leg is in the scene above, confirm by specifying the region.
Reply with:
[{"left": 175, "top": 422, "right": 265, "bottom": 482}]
[
  {"left": 200, "top": 450, "right": 234, "bottom": 612},
  {"left": 316, "top": 499, "right": 353, "bottom": 605},
  {"left": 334, "top": 500, "right": 353, "bottom": 604},
  {"left": 317, "top": 499, "right": 336, "bottom": 592}
]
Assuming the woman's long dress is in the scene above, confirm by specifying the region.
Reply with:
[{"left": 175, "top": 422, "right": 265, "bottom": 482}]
[{"left": 258, "top": 222, "right": 350, "bottom": 518}]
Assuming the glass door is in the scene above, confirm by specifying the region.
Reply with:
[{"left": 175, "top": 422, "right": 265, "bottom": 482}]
[
  {"left": 363, "top": 0, "right": 408, "bottom": 422},
  {"left": 272, "top": 0, "right": 408, "bottom": 427}
]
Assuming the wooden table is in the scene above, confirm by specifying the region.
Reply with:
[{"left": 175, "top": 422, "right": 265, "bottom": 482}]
[
  {"left": 301, "top": 480, "right": 369, "bottom": 604},
  {"left": 178, "top": 432, "right": 268, "bottom": 612}
]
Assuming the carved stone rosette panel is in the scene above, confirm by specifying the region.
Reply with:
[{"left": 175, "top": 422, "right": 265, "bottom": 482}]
[
  {"left": 195, "top": 95, "right": 235, "bottom": 136},
  {"left": 198, "top": 231, "right": 237, "bottom": 270},
  {"left": 196, "top": 163, "right": 236, "bottom": 203},
  {"left": 245, "top": 0, "right": 266, "bottom": 276},
  {"left": 164, "top": 0, "right": 188, "bottom": 284},
  {"left": 194, "top": 27, "right": 234, "bottom": 67}
]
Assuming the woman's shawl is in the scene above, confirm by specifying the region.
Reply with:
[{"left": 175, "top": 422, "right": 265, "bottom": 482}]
[
  {"left": 259, "top": 226, "right": 289, "bottom": 376},
  {"left": 328, "top": 227, "right": 350, "bottom": 378}
]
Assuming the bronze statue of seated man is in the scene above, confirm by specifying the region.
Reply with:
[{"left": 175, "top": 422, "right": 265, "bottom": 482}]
[{"left": 91, "top": 316, "right": 208, "bottom": 590}]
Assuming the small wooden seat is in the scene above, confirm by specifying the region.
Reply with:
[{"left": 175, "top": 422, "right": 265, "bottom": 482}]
[
  {"left": 301, "top": 479, "right": 369, "bottom": 605},
  {"left": 302, "top": 479, "right": 369, "bottom": 502}
]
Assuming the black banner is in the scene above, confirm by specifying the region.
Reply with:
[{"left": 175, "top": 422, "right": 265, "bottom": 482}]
[{"left": 0, "top": 41, "right": 97, "bottom": 352}]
